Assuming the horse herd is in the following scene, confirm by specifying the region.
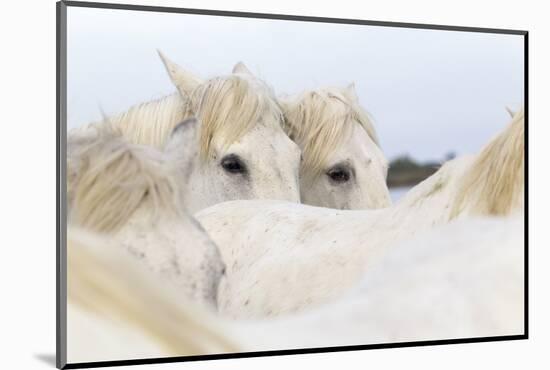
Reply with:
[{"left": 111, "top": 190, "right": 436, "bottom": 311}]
[{"left": 65, "top": 51, "right": 525, "bottom": 363}]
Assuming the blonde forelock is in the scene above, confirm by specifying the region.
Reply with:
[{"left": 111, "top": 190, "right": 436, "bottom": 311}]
[{"left": 282, "top": 87, "right": 379, "bottom": 180}]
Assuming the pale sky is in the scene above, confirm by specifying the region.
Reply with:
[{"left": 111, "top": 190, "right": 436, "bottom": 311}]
[{"left": 67, "top": 6, "right": 524, "bottom": 162}]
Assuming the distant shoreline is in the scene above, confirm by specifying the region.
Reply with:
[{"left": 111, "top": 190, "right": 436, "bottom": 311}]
[{"left": 387, "top": 155, "right": 443, "bottom": 188}]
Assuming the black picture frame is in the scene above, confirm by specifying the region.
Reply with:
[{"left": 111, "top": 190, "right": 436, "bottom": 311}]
[{"left": 56, "top": 1, "right": 528, "bottom": 368}]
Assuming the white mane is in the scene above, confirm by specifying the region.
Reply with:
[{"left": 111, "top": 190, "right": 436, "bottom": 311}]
[
  {"left": 78, "top": 72, "right": 283, "bottom": 161},
  {"left": 67, "top": 227, "right": 238, "bottom": 359},
  {"left": 450, "top": 108, "right": 525, "bottom": 217},
  {"left": 103, "top": 93, "right": 185, "bottom": 149},
  {"left": 392, "top": 107, "right": 525, "bottom": 223},
  {"left": 281, "top": 87, "right": 379, "bottom": 180},
  {"left": 188, "top": 75, "right": 283, "bottom": 159},
  {"left": 67, "top": 128, "right": 180, "bottom": 233}
]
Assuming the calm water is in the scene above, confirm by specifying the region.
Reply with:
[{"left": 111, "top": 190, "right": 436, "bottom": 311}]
[{"left": 389, "top": 187, "right": 412, "bottom": 203}]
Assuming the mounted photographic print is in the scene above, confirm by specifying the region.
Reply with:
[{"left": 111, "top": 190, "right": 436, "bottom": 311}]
[{"left": 57, "top": 1, "right": 527, "bottom": 368}]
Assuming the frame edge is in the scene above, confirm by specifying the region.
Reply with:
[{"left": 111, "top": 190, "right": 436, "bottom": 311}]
[{"left": 57, "top": 1, "right": 68, "bottom": 369}]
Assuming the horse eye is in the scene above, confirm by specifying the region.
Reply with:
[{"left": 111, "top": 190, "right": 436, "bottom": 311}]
[
  {"left": 220, "top": 155, "right": 247, "bottom": 174},
  {"left": 327, "top": 167, "right": 350, "bottom": 183}
]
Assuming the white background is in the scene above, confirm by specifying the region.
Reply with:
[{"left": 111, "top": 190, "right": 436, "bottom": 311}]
[{"left": 0, "top": 0, "right": 546, "bottom": 369}]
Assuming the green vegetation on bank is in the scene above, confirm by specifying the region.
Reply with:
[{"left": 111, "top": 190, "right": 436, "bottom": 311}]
[{"left": 387, "top": 154, "right": 452, "bottom": 188}]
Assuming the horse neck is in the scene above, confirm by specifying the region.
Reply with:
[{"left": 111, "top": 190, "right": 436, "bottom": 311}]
[
  {"left": 354, "top": 138, "right": 521, "bottom": 256},
  {"left": 359, "top": 157, "right": 473, "bottom": 245},
  {"left": 67, "top": 227, "right": 238, "bottom": 357},
  {"left": 380, "top": 111, "right": 524, "bottom": 229},
  {"left": 105, "top": 93, "right": 188, "bottom": 148}
]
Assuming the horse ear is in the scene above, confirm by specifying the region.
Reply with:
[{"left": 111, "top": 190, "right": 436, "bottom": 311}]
[
  {"left": 164, "top": 118, "right": 200, "bottom": 178},
  {"left": 505, "top": 106, "right": 516, "bottom": 118},
  {"left": 232, "top": 61, "right": 253, "bottom": 76},
  {"left": 158, "top": 50, "right": 203, "bottom": 98},
  {"left": 344, "top": 83, "right": 359, "bottom": 102}
]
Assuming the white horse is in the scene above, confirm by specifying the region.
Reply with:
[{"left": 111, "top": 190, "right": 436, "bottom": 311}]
[
  {"left": 67, "top": 228, "right": 237, "bottom": 364},
  {"left": 196, "top": 108, "right": 525, "bottom": 318},
  {"left": 67, "top": 123, "right": 250, "bottom": 363},
  {"left": 230, "top": 215, "right": 524, "bottom": 350},
  {"left": 70, "top": 52, "right": 301, "bottom": 213},
  {"left": 281, "top": 85, "right": 391, "bottom": 209},
  {"left": 65, "top": 116, "right": 523, "bottom": 361},
  {"left": 67, "top": 122, "right": 225, "bottom": 308},
  {"left": 67, "top": 216, "right": 523, "bottom": 363}
]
